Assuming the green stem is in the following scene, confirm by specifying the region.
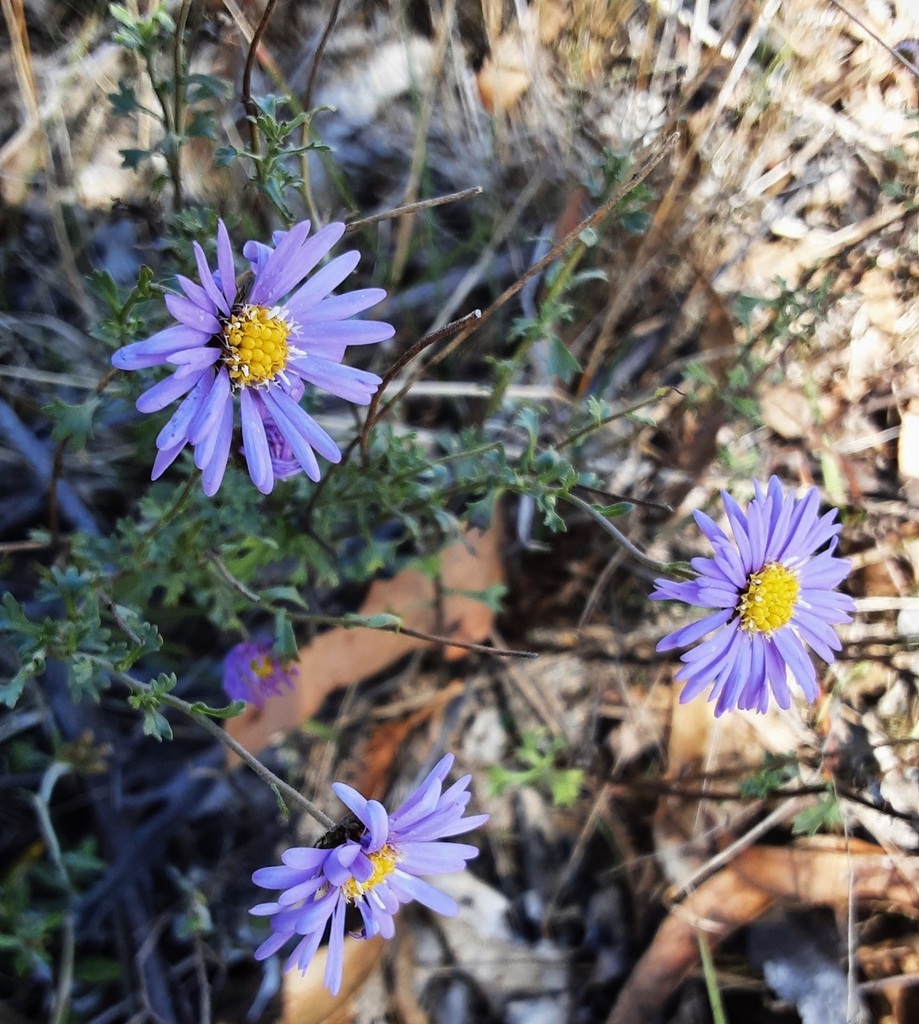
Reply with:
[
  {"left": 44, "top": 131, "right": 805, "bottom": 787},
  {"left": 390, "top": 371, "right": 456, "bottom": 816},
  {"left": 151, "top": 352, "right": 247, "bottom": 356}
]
[
  {"left": 105, "top": 663, "right": 336, "bottom": 830},
  {"left": 698, "top": 930, "right": 729, "bottom": 1024},
  {"left": 563, "top": 492, "right": 694, "bottom": 578},
  {"left": 171, "top": 0, "right": 193, "bottom": 213},
  {"left": 32, "top": 763, "right": 76, "bottom": 1024}
]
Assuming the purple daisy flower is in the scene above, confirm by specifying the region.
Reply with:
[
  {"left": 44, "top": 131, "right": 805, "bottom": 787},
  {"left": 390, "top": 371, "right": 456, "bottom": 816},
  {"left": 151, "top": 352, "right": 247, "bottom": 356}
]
[
  {"left": 650, "top": 476, "right": 856, "bottom": 716},
  {"left": 250, "top": 753, "right": 488, "bottom": 995},
  {"left": 111, "top": 220, "right": 394, "bottom": 496},
  {"left": 222, "top": 641, "right": 297, "bottom": 708}
]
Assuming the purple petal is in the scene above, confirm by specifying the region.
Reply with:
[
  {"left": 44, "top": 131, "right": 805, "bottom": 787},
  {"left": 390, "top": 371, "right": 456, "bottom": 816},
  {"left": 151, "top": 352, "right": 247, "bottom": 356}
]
[
  {"left": 192, "top": 239, "right": 230, "bottom": 316},
  {"left": 656, "top": 608, "right": 734, "bottom": 653},
  {"left": 188, "top": 367, "right": 231, "bottom": 445},
  {"left": 324, "top": 898, "right": 346, "bottom": 996},
  {"left": 216, "top": 220, "right": 237, "bottom": 309},
  {"left": 283, "top": 848, "right": 331, "bottom": 870},
  {"left": 112, "top": 324, "right": 206, "bottom": 370},
  {"left": 201, "top": 398, "right": 234, "bottom": 496},
  {"left": 156, "top": 374, "right": 214, "bottom": 450},
  {"left": 247, "top": 220, "right": 315, "bottom": 306},
  {"left": 240, "top": 389, "right": 273, "bottom": 494},
  {"left": 151, "top": 441, "right": 186, "bottom": 480},
  {"left": 389, "top": 871, "right": 459, "bottom": 916},
  {"left": 399, "top": 841, "right": 479, "bottom": 874},
  {"left": 165, "top": 292, "right": 220, "bottom": 334},
  {"left": 290, "top": 355, "right": 381, "bottom": 405},
  {"left": 136, "top": 371, "right": 198, "bottom": 414},
  {"left": 299, "top": 288, "right": 388, "bottom": 323},
  {"left": 284, "top": 250, "right": 361, "bottom": 319}
]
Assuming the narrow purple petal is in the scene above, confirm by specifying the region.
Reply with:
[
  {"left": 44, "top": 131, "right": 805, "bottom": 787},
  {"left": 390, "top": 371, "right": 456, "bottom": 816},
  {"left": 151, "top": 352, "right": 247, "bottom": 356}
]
[
  {"left": 151, "top": 441, "right": 186, "bottom": 480},
  {"left": 112, "top": 324, "right": 206, "bottom": 370},
  {"left": 165, "top": 292, "right": 220, "bottom": 334},
  {"left": 155, "top": 374, "right": 213, "bottom": 450},
  {"left": 298, "top": 287, "right": 389, "bottom": 323},
  {"left": 201, "top": 398, "right": 233, "bottom": 496},
  {"left": 282, "top": 848, "right": 331, "bottom": 870},
  {"left": 388, "top": 872, "right": 459, "bottom": 916},
  {"left": 216, "top": 220, "right": 237, "bottom": 309},
  {"left": 284, "top": 250, "right": 361, "bottom": 319},
  {"left": 324, "top": 898, "right": 346, "bottom": 996},
  {"left": 192, "top": 239, "right": 230, "bottom": 316},
  {"left": 656, "top": 608, "right": 734, "bottom": 653},
  {"left": 240, "top": 388, "right": 272, "bottom": 493},
  {"left": 247, "top": 220, "right": 314, "bottom": 306},
  {"left": 188, "top": 367, "right": 231, "bottom": 445},
  {"left": 264, "top": 387, "right": 341, "bottom": 466},
  {"left": 298, "top": 320, "right": 396, "bottom": 346},
  {"left": 290, "top": 355, "right": 381, "bottom": 405},
  {"left": 136, "top": 371, "right": 198, "bottom": 414}
]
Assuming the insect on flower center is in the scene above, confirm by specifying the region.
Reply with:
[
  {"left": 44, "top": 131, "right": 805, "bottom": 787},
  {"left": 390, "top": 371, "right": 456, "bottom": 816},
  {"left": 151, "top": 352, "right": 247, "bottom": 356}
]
[
  {"left": 342, "top": 845, "right": 399, "bottom": 902},
  {"left": 222, "top": 304, "right": 291, "bottom": 387},
  {"left": 738, "top": 562, "right": 800, "bottom": 634}
]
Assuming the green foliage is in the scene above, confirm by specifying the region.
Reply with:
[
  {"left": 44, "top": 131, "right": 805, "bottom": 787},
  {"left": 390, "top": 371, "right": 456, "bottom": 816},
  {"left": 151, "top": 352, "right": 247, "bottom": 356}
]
[
  {"left": 216, "top": 95, "right": 330, "bottom": 223},
  {"left": 107, "top": 3, "right": 229, "bottom": 196},
  {"left": 488, "top": 731, "right": 585, "bottom": 807},
  {"left": 792, "top": 792, "right": 843, "bottom": 836},
  {"left": 737, "top": 753, "right": 799, "bottom": 798}
]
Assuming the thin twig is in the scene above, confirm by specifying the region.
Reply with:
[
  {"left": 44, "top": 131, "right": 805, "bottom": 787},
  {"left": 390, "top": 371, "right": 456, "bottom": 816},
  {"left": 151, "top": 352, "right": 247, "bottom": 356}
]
[
  {"left": 359, "top": 309, "right": 482, "bottom": 456},
  {"left": 170, "top": 0, "right": 193, "bottom": 212},
  {"left": 298, "top": 0, "right": 342, "bottom": 222},
  {"left": 280, "top": 609, "right": 537, "bottom": 659},
  {"left": 826, "top": 0, "right": 919, "bottom": 78},
  {"left": 347, "top": 186, "right": 484, "bottom": 233},
  {"left": 241, "top": 0, "right": 279, "bottom": 154},
  {"left": 106, "top": 664, "right": 335, "bottom": 829},
  {"left": 207, "top": 552, "right": 261, "bottom": 603},
  {"left": 373, "top": 132, "right": 680, "bottom": 426},
  {"left": 303, "top": 0, "right": 342, "bottom": 114},
  {"left": 564, "top": 491, "right": 693, "bottom": 578}
]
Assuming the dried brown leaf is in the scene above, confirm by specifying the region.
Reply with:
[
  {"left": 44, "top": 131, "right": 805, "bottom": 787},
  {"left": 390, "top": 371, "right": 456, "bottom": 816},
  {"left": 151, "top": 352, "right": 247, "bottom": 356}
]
[{"left": 226, "top": 523, "right": 503, "bottom": 759}]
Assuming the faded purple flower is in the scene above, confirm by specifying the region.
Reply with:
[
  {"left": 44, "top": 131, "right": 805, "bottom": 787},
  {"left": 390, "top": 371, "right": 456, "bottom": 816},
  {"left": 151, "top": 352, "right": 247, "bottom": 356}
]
[
  {"left": 222, "top": 641, "right": 296, "bottom": 708},
  {"left": 111, "top": 220, "right": 393, "bottom": 495},
  {"left": 651, "top": 476, "right": 855, "bottom": 715},
  {"left": 250, "top": 753, "right": 488, "bottom": 995}
]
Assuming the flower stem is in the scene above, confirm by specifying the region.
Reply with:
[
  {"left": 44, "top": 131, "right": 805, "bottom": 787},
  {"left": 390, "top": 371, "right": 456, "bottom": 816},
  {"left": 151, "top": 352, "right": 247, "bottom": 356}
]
[
  {"left": 563, "top": 492, "right": 694, "bottom": 579},
  {"left": 107, "top": 664, "right": 336, "bottom": 830}
]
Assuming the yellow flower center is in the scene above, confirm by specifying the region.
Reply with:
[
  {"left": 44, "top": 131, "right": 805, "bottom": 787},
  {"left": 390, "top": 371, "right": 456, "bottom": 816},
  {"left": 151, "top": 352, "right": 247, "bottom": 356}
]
[
  {"left": 222, "top": 304, "right": 291, "bottom": 387},
  {"left": 737, "top": 562, "right": 800, "bottom": 634},
  {"left": 250, "top": 654, "right": 275, "bottom": 679},
  {"left": 341, "top": 845, "right": 399, "bottom": 902}
]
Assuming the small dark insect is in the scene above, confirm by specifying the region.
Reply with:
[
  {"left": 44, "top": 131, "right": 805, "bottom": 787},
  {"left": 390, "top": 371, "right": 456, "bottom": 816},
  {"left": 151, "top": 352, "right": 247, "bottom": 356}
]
[{"left": 315, "top": 812, "right": 366, "bottom": 849}]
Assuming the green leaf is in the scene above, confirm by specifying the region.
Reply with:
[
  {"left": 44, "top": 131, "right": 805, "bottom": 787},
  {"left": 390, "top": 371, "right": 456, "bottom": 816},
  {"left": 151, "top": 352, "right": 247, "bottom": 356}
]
[
  {"left": 548, "top": 336, "right": 581, "bottom": 383},
  {"left": 792, "top": 794, "right": 842, "bottom": 836},
  {"left": 342, "top": 612, "right": 403, "bottom": 630},
  {"left": 274, "top": 609, "right": 298, "bottom": 661},
  {"left": 120, "top": 148, "right": 151, "bottom": 170},
  {"left": 108, "top": 80, "right": 140, "bottom": 115},
  {"left": 45, "top": 396, "right": 101, "bottom": 447},
  {"left": 188, "top": 699, "right": 247, "bottom": 719}
]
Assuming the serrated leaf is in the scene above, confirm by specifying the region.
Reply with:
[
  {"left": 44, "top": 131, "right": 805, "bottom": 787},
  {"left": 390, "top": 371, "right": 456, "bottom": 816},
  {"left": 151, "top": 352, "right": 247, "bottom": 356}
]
[{"left": 45, "top": 396, "right": 101, "bottom": 447}]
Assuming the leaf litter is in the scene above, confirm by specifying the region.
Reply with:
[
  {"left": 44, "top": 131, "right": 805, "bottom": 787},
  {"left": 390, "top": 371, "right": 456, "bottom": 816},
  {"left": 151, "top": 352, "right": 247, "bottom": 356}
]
[{"left": 1, "top": 0, "right": 918, "bottom": 1022}]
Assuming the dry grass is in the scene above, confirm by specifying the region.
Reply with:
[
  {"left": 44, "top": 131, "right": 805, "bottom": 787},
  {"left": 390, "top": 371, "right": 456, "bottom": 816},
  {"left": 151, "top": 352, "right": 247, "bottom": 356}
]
[{"left": 1, "top": 0, "right": 918, "bottom": 1021}]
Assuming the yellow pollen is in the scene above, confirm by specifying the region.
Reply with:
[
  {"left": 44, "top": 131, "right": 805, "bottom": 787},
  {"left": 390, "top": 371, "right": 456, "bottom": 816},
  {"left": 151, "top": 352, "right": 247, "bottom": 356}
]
[
  {"left": 737, "top": 562, "right": 800, "bottom": 635},
  {"left": 222, "top": 304, "right": 290, "bottom": 387},
  {"left": 342, "top": 845, "right": 398, "bottom": 902},
  {"left": 249, "top": 655, "right": 274, "bottom": 680}
]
